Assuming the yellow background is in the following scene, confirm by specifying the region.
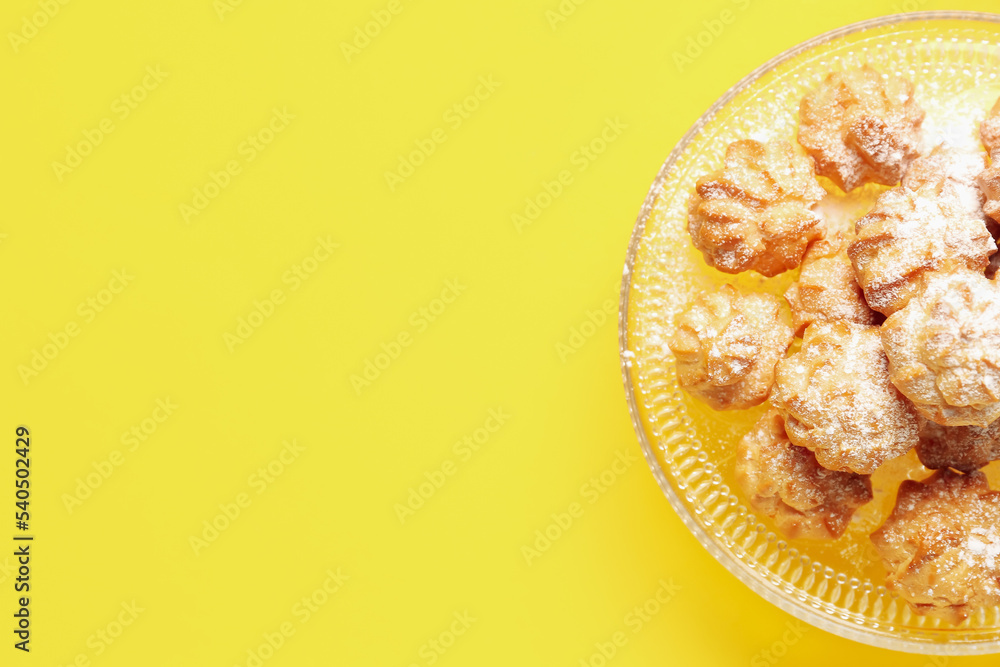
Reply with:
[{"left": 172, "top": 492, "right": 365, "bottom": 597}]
[{"left": 0, "top": 0, "right": 997, "bottom": 665}]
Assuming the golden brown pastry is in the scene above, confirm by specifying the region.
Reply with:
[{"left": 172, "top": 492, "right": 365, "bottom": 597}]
[
  {"left": 784, "top": 232, "right": 879, "bottom": 334},
  {"left": 979, "top": 164, "right": 1000, "bottom": 226},
  {"left": 981, "top": 96, "right": 1000, "bottom": 158},
  {"left": 798, "top": 65, "right": 924, "bottom": 191},
  {"left": 687, "top": 139, "right": 826, "bottom": 276},
  {"left": 881, "top": 271, "right": 1000, "bottom": 427},
  {"left": 848, "top": 149, "right": 994, "bottom": 315},
  {"left": 902, "top": 147, "right": 988, "bottom": 216},
  {"left": 668, "top": 284, "right": 794, "bottom": 410},
  {"left": 871, "top": 469, "right": 1000, "bottom": 624},
  {"left": 736, "top": 409, "right": 872, "bottom": 539},
  {"left": 977, "top": 95, "right": 1000, "bottom": 228},
  {"left": 916, "top": 418, "right": 1000, "bottom": 473},
  {"left": 976, "top": 97, "right": 1000, "bottom": 238},
  {"left": 772, "top": 321, "right": 919, "bottom": 474},
  {"left": 988, "top": 245, "right": 1000, "bottom": 280}
]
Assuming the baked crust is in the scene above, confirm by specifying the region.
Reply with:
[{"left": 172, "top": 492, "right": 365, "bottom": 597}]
[
  {"left": 798, "top": 65, "right": 923, "bottom": 191},
  {"left": 784, "top": 232, "right": 879, "bottom": 334},
  {"left": 849, "top": 149, "right": 993, "bottom": 316},
  {"left": 916, "top": 418, "right": 1000, "bottom": 473},
  {"left": 871, "top": 469, "right": 1000, "bottom": 624},
  {"left": 669, "top": 284, "right": 794, "bottom": 410},
  {"left": 881, "top": 272, "right": 1000, "bottom": 427},
  {"left": 736, "top": 409, "right": 872, "bottom": 539},
  {"left": 687, "top": 139, "right": 826, "bottom": 276},
  {"left": 772, "top": 321, "right": 919, "bottom": 474}
]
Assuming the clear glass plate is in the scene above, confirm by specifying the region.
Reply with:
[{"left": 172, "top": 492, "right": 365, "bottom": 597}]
[{"left": 620, "top": 11, "right": 1000, "bottom": 655}]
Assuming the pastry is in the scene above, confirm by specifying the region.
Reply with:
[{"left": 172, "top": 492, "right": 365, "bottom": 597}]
[
  {"left": 849, "top": 149, "right": 993, "bottom": 315},
  {"left": 881, "top": 272, "right": 1000, "bottom": 427},
  {"left": 784, "top": 232, "right": 879, "bottom": 334},
  {"left": 871, "top": 469, "right": 1000, "bottom": 624},
  {"left": 687, "top": 139, "right": 826, "bottom": 276},
  {"left": 736, "top": 409, "right": 872, "bottom": 539},
  {"left": 798, "top": 65, "right": 923, "bottom": 191},
  {"left": 669, "top": 284, "right": 794, "bottom": 410},
  {"left": 772, "top": 321, "right": 919, "bottom": 474}
]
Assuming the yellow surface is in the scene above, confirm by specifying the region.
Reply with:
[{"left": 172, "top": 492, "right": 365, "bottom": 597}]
[{"left": 0, "top": 1, "right": 998, "bottom": 665}]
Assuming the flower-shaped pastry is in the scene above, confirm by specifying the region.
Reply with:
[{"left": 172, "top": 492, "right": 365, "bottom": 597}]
[
  {"left": 784, "top": 232, "right": 879, "bottom": 334},
  {"left": 799, "top": 65, "right": 923, "bottom": 191},
  {"left": 871, "top": 469, "right": 1000, "bottom": 624},
  {"left": 881, "top": 272, "right": 1000, "bottom": 427},
  {"left": 736, "top": 409, "right": 872, "bottom": 539},
  {"left": 849, "top": 149, "right": 994, "bottom": 315},
  {"left": 772, "top": 321, "right": 919, "bottom": 474},
  {"left": 688, "top": 139, "right": 826, "bottom": 276},
  {"left": 669, "top": 284, "right": 793, "bottom": 410}
]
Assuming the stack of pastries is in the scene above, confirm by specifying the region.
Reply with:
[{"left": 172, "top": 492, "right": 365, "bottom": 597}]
[{"left": 669, "top": 65, "right": 1000, "bottom": 624}]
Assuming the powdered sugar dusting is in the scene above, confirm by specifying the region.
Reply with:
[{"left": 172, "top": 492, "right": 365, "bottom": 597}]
[
  {"left": 919, "top": 81, "right": 1000, "bottom": 154},
  {"left": 849, "top": 148, "right": 994, "bottom": 316},
  {"left": 773, "top": 322, "right": 919, "bottom": 474},
  {"left": 872, "top": 470, "right": 1000, "bottom": 623},
  {"left": 882, "top": 272, "right": 1000, "bottom": 426},
  {"left": 625, "top": 22, "right": 1000, "bottom": 632},
  {"left": 736, "top": 409, "right": 872, "bottom": 539}
]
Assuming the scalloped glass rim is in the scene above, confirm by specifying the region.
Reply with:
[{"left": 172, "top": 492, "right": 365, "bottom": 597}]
[{"left": 619, "top": 11, "right": 1000, "bottom": 656}]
